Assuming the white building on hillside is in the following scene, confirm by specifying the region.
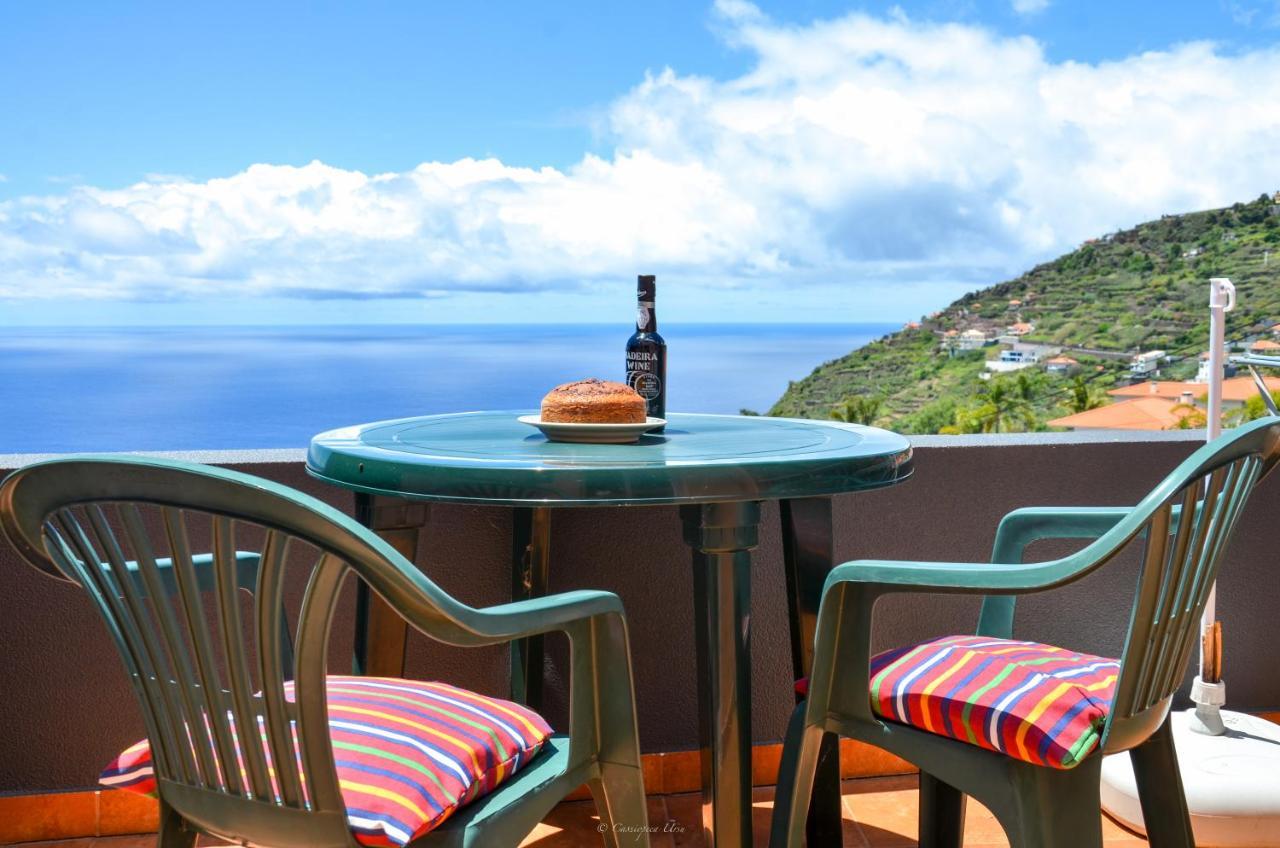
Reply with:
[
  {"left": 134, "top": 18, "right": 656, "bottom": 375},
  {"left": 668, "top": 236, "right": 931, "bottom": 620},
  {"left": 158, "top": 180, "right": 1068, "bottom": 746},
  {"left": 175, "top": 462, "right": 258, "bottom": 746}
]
[
  {"left": 956, "top": 329, "right": 992, "bottom": 351},
  {"left": 1130, "top": 350, "right": 1166, "bottom": 377}
]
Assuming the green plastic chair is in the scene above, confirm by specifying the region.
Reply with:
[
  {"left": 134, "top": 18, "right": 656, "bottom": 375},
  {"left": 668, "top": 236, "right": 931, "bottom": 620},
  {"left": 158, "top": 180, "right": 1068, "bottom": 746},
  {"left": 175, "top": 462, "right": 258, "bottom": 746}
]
[
  {"left": 0, "top": 456, "right": 650, "bottom": 848},
  {"left": 769, "top": 416, "right": 1280, "bottom": 848}
]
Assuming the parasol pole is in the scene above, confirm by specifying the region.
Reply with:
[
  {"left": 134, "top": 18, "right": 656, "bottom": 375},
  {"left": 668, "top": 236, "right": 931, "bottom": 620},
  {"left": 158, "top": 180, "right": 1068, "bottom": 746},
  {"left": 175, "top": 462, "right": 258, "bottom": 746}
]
[{"left": 1192, "top": 277, "right": 1234, "bottom": 734}]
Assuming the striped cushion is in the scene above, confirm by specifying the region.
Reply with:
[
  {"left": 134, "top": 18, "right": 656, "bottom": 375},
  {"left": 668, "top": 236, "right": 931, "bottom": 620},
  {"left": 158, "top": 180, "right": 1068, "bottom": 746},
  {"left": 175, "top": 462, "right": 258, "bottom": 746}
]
[
  {"left": 797, "top": 635, "right": 1118, "bottom": 769},
  {"left": 100, "top": 676, "right": 553, "bottom": 846}
]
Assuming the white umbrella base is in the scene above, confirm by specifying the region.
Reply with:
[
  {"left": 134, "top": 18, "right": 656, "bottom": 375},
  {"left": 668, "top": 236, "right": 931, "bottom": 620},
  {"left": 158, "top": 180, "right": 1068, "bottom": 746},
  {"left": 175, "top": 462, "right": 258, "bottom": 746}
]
[{"left": 1100, "top": 709, "right": 1280, "bottom": 847}]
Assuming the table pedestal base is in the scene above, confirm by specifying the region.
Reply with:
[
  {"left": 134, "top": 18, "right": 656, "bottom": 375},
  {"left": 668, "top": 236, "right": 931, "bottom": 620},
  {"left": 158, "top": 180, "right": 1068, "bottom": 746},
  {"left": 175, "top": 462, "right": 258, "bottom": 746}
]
[{"left": 683, "top": 501, "right": 760, "bottom": 848}]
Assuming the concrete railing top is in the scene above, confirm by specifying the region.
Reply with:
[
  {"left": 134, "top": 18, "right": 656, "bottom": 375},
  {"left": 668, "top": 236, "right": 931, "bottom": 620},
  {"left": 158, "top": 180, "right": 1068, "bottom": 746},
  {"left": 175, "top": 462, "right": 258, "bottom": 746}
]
[{"left": 0, "top": 429, "right": 1212, "bottom": 470}]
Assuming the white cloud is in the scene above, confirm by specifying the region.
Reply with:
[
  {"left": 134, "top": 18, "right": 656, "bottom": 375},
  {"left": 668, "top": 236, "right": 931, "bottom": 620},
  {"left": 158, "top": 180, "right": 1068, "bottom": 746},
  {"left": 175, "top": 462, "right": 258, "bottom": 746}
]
[
  {"left": 1012, "top": 0, "right": 1051, "bottom": 14},
  {"left": 3, "top": 1, "right": 1280, "bottom": 304}
]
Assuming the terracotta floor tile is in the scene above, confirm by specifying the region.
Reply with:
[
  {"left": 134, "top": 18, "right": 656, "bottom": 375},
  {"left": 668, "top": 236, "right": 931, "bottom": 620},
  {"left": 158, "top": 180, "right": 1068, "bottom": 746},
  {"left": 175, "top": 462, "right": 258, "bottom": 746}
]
[
  {"left": 89, "top": 838, "right": 155, "bottom": 848},
  {"left": 518, "top": 796, "right": 671, "bottom": 848},
  {"left": 3, "top": 842, "right": 96, "bottom": 848},
  {"left": 643, "top": 754, "right": 665, "bottom": 797},
  {"left": 97, "top": 792, "right": 159, "bottom": 837},
  {"left": 662, "top": 791, "right": 706, "bottom": 847},
  {"left": 0, "top": 793, "right": 97, "bottom": 844},
  {"left": 660, "top": 751, "right": 703, "bottom": 797},
  {"left": 658, "top": 786, "right": 868, "bottom": 848}
]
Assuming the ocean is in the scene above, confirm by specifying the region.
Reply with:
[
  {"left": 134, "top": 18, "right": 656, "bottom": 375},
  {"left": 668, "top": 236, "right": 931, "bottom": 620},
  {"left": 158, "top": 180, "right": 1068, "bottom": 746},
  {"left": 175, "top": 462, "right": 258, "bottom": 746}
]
[{"left": 0, "top": 323, "right": 893, "bottom": 453}]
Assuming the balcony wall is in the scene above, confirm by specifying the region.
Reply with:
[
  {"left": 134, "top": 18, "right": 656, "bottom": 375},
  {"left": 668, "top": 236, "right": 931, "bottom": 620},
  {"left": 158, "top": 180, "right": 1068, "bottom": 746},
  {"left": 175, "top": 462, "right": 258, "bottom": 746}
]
[{"left": 1, "top": 430, "right": 1278, "bottom": 793}]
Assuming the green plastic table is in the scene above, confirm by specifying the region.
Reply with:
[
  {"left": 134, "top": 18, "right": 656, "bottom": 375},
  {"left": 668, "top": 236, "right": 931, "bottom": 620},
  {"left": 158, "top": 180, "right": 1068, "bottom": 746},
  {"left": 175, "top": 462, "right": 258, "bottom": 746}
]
[{"left": 307, "top": 411, "right": 913, "bottom": 848}]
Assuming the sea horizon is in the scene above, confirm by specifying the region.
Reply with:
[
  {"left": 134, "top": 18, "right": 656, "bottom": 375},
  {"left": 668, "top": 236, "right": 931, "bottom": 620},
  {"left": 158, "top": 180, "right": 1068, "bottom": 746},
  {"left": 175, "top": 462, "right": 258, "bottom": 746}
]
[{"left": 0, "top": 322, "right": 896, "bottom": 453}]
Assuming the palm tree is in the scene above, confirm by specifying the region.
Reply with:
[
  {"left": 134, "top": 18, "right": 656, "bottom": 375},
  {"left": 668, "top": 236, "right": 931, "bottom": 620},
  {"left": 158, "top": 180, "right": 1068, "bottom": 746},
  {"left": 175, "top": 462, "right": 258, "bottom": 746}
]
[
  {"left": 1066, "top": 375, "right": 1104, "bottom": 414},
  {"left": 969, "top": 378, "right": 1040, "bottom": 433},
  {"left": 1225, "top": 391, "right": 1280, "bottom": 426},
  {"left": 830, "top": 395, "right": 883, "bottom": 425}
]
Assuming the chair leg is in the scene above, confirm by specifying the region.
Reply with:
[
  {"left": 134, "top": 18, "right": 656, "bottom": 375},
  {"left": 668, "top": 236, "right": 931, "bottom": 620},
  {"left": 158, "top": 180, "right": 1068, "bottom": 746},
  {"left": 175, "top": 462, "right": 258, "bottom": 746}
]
[
  {"left": 768, "top": 703, "right": 827, "bottom": 848},
  {"left": 1000, "top": 758, "right": 1103, "bottom": 848},
  {"left": 1129, "top": 716, "right": 1195, "bottom": 848},
  {"left": 588, "top": 761, "right": 650, "bottom": 848},
  {"left": 919, "top": 771, "right": 965, "bottom": 848},
  {"left": 156, "top": 799, "right": 195, "bottom": 848}
]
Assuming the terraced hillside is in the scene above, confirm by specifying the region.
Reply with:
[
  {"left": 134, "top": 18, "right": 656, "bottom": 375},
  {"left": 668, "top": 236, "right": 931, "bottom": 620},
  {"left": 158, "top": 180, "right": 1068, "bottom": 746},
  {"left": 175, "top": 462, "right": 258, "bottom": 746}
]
[{"left": 770, "top": 193, "right": 1280, "bottom": 433}]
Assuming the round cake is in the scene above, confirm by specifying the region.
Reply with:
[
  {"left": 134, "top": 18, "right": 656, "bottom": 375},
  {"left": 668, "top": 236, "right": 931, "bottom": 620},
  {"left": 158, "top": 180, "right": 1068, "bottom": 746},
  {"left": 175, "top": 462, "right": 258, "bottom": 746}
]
[{"left": 541, "top": 378, "right": 646, "bottom": 424}]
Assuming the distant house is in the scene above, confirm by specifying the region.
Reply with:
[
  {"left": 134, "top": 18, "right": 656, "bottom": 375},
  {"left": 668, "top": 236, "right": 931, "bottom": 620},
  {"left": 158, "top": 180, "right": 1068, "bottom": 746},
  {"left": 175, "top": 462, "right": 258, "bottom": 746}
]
[
  {"left": 1271, "top": 322, "right": 1280, "bottom": 337},
  {"left": 1007, "top": 299, "right": 1022, "bottom": 309},
  {"left": 1130, "top": 350, "right": 1166, "bottom": 377},
  {"left": 1006, "top": 322, "right": 1035, "bottom": 337},
  {"left": 903, "top": 321, "right": 922, "bottom": 330},
  {"left": 1249, "top": 338, "right": 1280, "bottom": 354},
  {"left": 1044, "top": 356, "right": 1079, "bottom": 375},
  {"left": 956, "top": 329, "right": 992, "bottom": 351},
  {"left": 986, "top": 343, "right": 1059, "bottom": 373},
  {"left": 1183, "top": 247, "right": 1203, "bottom": 259},
  {"left": 999, "top": 347, "right": 1038, "bottom": 364},
  {"left": 1194, "top": 349, "right": 1233, "bottom": 383},
  {"left": 1108, "top": 375, "right": 1280, "bottom": 412},
  {"left": 1049, "top": 397, "right": 1196, "bottom": 432}
]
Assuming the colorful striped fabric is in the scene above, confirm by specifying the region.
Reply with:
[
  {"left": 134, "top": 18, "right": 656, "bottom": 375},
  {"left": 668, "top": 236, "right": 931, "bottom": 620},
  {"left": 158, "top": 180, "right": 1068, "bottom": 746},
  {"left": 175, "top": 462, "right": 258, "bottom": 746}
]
[
  {"left": 798, "top": 635, "right": 1119, "bottom": 769},
  {"left": 100, "top": 676, "right": 553, "bottom": 846}
]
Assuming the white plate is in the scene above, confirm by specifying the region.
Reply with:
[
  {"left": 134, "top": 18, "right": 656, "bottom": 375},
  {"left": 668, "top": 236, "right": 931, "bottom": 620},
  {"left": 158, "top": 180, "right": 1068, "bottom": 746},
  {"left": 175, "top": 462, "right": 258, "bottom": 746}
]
[{"left": 517, "top": 415, "right": 666, "bottom": 444}]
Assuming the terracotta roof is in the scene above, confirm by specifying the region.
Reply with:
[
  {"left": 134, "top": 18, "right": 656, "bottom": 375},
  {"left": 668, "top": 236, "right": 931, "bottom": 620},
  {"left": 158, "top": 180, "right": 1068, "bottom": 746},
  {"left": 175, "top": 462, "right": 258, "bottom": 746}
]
[
  {"left": 1108, "top": 376, "right": 1280, "bottom": 403},
  {"left": 1007, "top": 322, "right": 1034, "bottom": 333},
  {"left": 1250, "top": 339, "right": 1280, "bottom": 352},
  {"left": 1048, "top": 397, "right": 1197, "bottom": 431},
  {"left": 1044, "top": 356, "right": 1078, "bottom": 366}
]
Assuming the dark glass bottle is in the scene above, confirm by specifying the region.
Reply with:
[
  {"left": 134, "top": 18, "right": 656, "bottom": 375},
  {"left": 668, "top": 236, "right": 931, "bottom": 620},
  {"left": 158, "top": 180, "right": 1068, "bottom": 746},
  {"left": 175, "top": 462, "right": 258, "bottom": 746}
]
[{"left": 626, "top": 274, "right": 667, "bottom": 427}]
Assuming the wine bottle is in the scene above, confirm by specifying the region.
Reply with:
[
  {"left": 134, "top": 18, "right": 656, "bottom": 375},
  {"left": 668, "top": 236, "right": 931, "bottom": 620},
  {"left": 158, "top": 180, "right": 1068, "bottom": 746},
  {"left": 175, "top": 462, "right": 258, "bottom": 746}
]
[{"left": 626, "top": 274, "right": 667, "bottom": 427}]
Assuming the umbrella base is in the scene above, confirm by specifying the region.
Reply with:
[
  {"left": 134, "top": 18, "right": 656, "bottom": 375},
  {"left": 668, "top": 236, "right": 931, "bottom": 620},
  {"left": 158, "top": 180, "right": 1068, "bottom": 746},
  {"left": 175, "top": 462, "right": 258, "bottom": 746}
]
[{"left": 1100, "top": 709, "right": 1280, "bottom": 847}]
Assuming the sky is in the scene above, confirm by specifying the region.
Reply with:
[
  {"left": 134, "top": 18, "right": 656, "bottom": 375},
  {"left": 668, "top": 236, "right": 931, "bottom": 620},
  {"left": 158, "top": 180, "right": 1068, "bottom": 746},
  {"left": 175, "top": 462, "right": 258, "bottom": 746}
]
[{"left": 2, "top": 0, "right": 1280, "bottom": 325}]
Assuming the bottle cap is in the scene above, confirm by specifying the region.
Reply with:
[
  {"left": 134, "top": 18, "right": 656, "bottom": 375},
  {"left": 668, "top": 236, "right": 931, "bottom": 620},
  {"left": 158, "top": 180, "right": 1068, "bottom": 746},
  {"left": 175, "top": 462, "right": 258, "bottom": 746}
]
[{"left": 637, "top": 275, "right": 656, "bottom": 300}]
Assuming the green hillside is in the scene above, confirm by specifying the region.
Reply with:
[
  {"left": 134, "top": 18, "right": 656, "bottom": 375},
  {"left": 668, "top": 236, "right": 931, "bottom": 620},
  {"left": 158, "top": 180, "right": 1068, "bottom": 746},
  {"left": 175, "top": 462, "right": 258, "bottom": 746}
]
[{"left": 769, "top": 193, "right": 1280, "bottom": 433}]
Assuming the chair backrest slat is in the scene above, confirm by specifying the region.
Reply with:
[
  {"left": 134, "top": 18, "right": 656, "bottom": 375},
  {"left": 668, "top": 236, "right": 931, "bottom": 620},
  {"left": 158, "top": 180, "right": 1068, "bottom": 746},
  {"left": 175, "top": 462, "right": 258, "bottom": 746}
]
[
  {"left": 47, "top": 510, "right": 186, "bottom": 783},
  {"left": 83, "top": 505, "right": 196, "bottom": 785},
  {"left": 254, "top": 529, "right": 305, "bottom": 807},
  {"left": 116, "top": 503, "right": 224, "bottom": 789},
  {"left": 161, "top": 507, "right": 245, "bottom": 796},
  {"left": 293, "top": 552, "right": 348, "bottom": 814},
  {"left": 212, "top": 516, "right": 275, "bottom": 800}
]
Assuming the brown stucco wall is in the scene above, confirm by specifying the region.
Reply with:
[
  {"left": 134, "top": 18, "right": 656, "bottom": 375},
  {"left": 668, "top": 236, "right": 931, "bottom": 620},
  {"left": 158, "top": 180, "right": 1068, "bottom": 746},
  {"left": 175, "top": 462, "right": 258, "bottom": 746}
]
[{"left": 0, "top": 432, "right": 1277, "bottom": 793}]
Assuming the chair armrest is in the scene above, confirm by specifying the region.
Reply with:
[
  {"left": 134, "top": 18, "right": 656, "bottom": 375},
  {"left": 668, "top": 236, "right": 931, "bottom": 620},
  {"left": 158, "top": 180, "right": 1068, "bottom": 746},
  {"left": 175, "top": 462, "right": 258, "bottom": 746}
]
[
  {"left": 980, "top": 506, "right": 1133, "bottom": 636},
  {"left": 991, "top": 507, "right": 1134, "bottom": 564},
  {"left": 459, "top": 590, "right": 626, "bottom": 642},
  {"left": 824, "top": 556, "right": 1094, "bottom": 595}
]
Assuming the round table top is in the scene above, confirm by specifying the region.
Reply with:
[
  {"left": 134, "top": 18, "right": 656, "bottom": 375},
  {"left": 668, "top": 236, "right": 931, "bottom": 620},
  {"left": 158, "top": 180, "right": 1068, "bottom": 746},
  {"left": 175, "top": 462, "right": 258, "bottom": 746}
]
[{"left": 306, "top": 411, "right": 913, "bottom": 507}]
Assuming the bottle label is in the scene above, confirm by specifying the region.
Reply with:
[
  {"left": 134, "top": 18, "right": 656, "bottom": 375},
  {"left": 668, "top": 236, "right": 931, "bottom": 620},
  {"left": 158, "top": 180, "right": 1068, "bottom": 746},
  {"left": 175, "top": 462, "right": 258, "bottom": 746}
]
[
  {"left": 626, "top": 348, "right": 663, "bottom": 402},
  {"left": 636, "top": 306, "right": 651, "bottom": 330},
  {"left": 628, "top": 371, "right": 662, "bottom": 400}
]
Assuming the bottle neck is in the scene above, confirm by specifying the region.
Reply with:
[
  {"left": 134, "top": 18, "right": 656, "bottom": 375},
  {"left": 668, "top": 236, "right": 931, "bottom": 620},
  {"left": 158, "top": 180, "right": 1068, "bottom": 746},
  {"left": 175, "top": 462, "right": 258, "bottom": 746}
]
[{"left": 636, "top": 299, "right": 657, "bottom": 333}]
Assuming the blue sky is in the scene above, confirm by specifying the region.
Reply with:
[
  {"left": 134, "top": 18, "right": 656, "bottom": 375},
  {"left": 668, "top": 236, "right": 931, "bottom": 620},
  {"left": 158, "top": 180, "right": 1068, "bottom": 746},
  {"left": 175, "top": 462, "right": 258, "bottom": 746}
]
[{"left": 2, "top": 0, "right": 1280, "bottom": 324}]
